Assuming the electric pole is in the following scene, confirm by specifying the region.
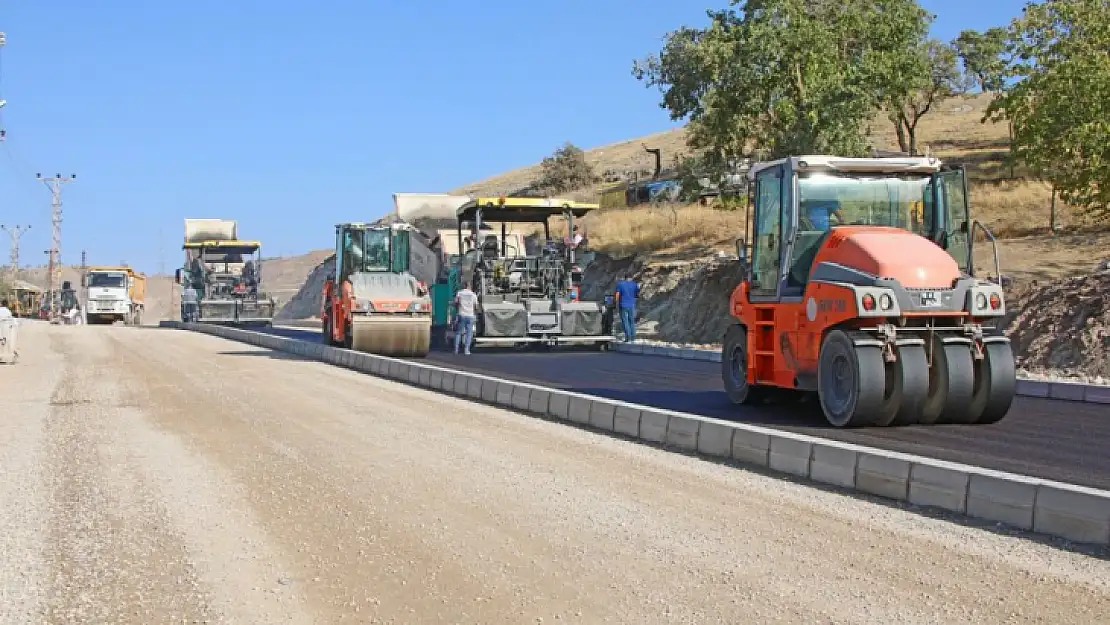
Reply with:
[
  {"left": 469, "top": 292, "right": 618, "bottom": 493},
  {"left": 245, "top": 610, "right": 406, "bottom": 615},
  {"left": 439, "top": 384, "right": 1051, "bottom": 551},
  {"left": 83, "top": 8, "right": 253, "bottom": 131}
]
[
  {"left": 37, "top": 172, "right": 76, "bottom": 316},
  {"left": 1, "top": 224, "right": 30, "bottom": 276}
]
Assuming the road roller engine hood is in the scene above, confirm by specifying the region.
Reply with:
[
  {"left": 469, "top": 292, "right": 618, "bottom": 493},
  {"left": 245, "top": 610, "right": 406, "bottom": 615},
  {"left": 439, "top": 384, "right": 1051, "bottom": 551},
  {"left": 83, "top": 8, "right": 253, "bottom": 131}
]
[
  {"left": 814, "top": 227, "right": 1006, "bottom": 318},
  {"left": 347, "top": 272, "right": 431, "bottom": 314}
]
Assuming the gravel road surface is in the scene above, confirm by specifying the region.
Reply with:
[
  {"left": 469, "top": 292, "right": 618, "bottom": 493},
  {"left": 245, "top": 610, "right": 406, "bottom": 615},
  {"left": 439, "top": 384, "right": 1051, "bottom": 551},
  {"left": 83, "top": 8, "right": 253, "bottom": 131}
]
[{"left": 1, "top": 322, "right": 1109, "bottom": 624}]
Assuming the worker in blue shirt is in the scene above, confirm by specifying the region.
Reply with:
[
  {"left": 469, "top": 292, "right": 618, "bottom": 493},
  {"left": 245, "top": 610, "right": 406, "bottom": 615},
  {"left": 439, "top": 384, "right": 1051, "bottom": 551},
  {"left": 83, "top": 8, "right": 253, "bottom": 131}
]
[
  {"left": 613, "top": 274, "right": 641, "bottom": 343},
  {"left": 805, "top": 200, "right": 845, "bottom": 230}
]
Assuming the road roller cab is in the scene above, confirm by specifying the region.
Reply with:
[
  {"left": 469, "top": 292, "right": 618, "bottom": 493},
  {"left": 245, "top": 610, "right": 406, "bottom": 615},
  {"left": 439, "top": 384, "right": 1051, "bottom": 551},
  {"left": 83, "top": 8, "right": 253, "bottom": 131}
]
[
  {"left": 722, "top": 155, "right": 1016, "bottom": 427},
  {"left": 321, "top": 222, "right": 433, "bottom": 357}
]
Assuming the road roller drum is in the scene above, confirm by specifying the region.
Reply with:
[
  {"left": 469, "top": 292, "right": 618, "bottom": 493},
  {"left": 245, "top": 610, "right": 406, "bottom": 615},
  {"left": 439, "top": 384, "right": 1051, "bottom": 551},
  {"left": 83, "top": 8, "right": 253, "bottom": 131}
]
[{"left": 349, "top": 316, "right": 431, "bottom": 357}]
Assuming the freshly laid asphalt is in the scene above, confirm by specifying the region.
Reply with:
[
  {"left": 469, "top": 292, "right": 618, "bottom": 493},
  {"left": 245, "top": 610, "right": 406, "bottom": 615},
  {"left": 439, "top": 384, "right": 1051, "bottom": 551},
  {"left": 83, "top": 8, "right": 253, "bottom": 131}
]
[{"left": 264, "top": 325, "right": 1110, "bottom": 491}]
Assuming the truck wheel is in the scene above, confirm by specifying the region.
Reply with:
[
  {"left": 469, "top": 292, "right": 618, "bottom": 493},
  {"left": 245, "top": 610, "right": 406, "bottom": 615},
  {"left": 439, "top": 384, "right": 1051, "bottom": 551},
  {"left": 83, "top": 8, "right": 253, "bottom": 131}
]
[
  {"left": 968, "top": 341, "right": 1016, "bottom": 424},
  {"left": 721, "top": 325, "right": 766, "bottom": 405},
  {"left": 817, "top": 330, "right": 886, "bottom": 427}
]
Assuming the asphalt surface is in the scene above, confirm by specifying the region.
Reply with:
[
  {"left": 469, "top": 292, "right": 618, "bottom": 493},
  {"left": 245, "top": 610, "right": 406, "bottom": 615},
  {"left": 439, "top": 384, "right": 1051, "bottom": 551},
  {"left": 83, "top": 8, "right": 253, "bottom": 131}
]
[
  {"left": 264, "top": 325, "right": 1110, "bottom": 491},
  {"left": 9, "top": 323, "right": 1110, "bottom": 622}
]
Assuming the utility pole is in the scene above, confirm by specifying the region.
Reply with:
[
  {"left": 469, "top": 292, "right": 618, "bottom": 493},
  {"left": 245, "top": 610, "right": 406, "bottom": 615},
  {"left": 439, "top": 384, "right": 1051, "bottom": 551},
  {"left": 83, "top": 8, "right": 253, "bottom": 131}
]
[
  {"left": 37, "top": 172, "right": 76, "bottom": 317},
  {"left": 1, "top": 224, "right": 30, "bottom": 276}
]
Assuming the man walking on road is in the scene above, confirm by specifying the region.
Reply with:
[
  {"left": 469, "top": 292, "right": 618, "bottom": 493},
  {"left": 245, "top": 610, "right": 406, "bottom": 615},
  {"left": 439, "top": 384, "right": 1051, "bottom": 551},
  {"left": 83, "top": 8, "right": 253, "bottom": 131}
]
[
  {"left": 613, "top": 274, "right": 640, "bottom": 343},
  {"left": 453, "top": 281, "right": 479, "bottom": 355}
]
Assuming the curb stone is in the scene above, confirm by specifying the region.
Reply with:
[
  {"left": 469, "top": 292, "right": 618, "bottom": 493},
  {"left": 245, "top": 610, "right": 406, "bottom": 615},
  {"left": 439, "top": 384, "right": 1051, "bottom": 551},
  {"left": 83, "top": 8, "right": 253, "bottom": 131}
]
[
  {"left": 163, "top": 321, "right": 1110, "bottom": 548},
  {"left": 612, "top": 342, "right": 1110, "bottom": 406}
]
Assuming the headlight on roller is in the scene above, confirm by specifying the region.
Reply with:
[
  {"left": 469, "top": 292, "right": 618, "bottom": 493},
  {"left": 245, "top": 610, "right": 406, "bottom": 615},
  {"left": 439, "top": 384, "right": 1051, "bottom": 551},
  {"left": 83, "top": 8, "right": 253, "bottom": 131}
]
[
  {"left": 352, "top": 299, "right": 374, "bottom": 313},
  {"left": 408, "top": 300, "right": 430, "bottom": 313}
]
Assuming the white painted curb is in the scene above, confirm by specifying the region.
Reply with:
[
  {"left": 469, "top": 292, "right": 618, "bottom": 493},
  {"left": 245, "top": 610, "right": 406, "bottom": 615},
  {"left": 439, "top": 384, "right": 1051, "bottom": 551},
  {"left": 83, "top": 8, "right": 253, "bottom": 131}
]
[
  {"left": 611, "top": 342, "right": 1110, "bottom": 405},
  {"left": 165, "top": 321, "right": 1110, "bottom": 548}
]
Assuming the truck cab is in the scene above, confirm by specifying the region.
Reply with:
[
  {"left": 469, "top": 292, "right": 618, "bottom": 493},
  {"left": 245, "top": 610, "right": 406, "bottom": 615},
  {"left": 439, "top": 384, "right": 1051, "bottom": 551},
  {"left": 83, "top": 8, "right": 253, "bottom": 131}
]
[{"left": 84, "top": 266, "right": 145, "bottom": 325}]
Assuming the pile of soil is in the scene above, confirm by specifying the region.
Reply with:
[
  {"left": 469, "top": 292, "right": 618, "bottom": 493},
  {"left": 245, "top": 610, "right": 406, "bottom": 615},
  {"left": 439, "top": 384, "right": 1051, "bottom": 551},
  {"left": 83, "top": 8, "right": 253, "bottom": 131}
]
[
  {"left": 275, "top": 255, "right": 334, "bottom": 321},
  {"left": 581, "top": 253, "right": 743, "bottom": 345},
  {"left": 1005, "top": 270, "right": 1110, "bottom": 380}
]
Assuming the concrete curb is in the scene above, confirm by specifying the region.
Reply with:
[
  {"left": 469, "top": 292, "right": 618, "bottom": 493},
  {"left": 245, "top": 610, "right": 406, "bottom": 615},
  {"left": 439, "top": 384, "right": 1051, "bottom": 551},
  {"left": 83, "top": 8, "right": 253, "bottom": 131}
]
[
  {"left": 612, "top": 342, "right": 1110, "bottom": 405},
  {"left": 165, "top": 321, "right": 1110, "bottom": 548}
]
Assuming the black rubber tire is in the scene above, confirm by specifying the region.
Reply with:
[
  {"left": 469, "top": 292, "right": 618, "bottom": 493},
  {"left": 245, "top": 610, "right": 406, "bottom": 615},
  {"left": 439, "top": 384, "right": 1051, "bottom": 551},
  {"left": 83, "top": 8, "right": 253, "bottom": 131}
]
[
  {"left": 721, "top": 325, "right": 766, "bottom": 405},
  {"left": 342, "top": 321, "right": 353, "bottom": 350},
  {"left": 968, "top": 341, "right": 1017, "bottom": 424},
  {"left": 322, "top": 315, "right": 334, "bottom": 346},
  {"left": 920, "top": 337, "right": 977, "bottom": 425},
  {"left": 873, "top": 343, "right": 930, "bottom": 427},
  {"left": 817, "top": 330, "right": 887, "bottom": 428}
]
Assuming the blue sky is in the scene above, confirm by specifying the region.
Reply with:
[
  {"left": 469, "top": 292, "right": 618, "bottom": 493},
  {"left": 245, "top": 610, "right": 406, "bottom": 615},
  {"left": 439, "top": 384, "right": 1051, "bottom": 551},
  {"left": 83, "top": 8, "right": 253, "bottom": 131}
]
[{"left": 0, "top": 0, "right": 1027, "bottom": 274}]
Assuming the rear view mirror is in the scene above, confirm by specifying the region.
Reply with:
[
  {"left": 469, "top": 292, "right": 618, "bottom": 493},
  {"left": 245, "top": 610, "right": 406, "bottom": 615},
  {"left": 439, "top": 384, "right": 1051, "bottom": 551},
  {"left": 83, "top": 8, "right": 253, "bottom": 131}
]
[
  {"left": 735, "top": 237, "right": 747, "bottom": 262},
  {"left": 174, "top": 269, "right": 182, "bottom": 284}
]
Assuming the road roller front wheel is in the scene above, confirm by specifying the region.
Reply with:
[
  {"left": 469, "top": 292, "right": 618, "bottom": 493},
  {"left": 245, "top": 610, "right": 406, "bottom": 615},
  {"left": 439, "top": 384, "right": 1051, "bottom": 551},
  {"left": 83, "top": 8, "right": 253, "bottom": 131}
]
[
  {"left": 817, "top": 330, "right": 887, "bottom": 428},
  {"left": 721, "top": 325, "right": 767, "bottom": 405},
  {"left": 873, "top": 343, "right": 930, "bottom": 427},
  {"left": 920, "top": 336, "right": 976, "bottom": 425},
  {"left": 968, "top": 340, "right": 1016, "bottom": 424}
]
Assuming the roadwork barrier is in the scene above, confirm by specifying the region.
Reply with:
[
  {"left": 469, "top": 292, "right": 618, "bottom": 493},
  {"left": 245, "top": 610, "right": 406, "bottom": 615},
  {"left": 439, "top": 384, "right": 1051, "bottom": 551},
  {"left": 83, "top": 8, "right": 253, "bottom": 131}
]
[
  {"left": 164, "top": 321, "right": 1110, "bottom": 548},
  {"left": 611, "top": 342, "right": 1110, "bottom": 405}
]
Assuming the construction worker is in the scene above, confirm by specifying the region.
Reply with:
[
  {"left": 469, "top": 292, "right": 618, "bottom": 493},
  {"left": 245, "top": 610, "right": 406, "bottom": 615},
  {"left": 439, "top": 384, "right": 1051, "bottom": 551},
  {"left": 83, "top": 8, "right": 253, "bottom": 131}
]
[
  {"left": 613, "top": 273, "right": 641, "bottom": 343},
  {"left": 182, "top": 283, "right": 199, "bottom": 322},
  {"left": 0, "top": 298, "right": 17, "bottom": 364},
  {"left": 453, "top": 280, "right": 479, "bottom": 355},
  {"left": 803, "top": 199, "right": 846, "bottom": 230}
]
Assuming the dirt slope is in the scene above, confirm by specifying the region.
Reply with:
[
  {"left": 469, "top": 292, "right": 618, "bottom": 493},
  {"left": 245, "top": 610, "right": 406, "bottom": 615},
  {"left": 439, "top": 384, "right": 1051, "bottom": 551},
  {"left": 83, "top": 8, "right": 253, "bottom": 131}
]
[
  {"left": 1007, "top": 270, "right": 1110, "bottom": 381},
  {"left": 2, "top": 323, "right": 1108, "bottom": 622}
]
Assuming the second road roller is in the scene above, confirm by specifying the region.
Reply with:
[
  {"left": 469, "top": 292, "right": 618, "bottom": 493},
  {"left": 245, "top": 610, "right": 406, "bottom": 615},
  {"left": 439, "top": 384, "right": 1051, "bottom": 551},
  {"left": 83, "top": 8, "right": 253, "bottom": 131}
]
[{"left": 321, "top": 221, "right": 436, "bottom": 357}]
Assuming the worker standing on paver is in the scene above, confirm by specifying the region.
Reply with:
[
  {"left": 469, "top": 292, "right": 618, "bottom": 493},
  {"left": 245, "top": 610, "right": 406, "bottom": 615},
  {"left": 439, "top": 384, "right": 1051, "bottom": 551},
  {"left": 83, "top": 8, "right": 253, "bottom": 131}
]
[
  {"left": 613, "top": 273, "right": 640, "bottom": 343},
  {"left": 453, "top": 281, "right": 479, "bottom": 355}
]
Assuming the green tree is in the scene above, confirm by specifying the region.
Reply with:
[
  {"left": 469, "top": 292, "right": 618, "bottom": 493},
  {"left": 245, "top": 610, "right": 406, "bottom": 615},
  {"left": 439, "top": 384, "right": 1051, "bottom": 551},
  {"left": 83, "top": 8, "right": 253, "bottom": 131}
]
[
  {"left": 887, "top": 39, "right": 966, "bottom": 155},
  {"left": 954, "top": 26, "right": 1016, "bottom": 175},
  {"left": 536, "top": 142, "right": 598, "bottom": 194},
  {"left": 632, "top": 0, "right": 934, "bottom": 161},
  {"left": 953, "top": 27, "right": 1011, "bottom": 94},
  {"left": 988, "top": 0, "right": 1110, "bottom": 221}
]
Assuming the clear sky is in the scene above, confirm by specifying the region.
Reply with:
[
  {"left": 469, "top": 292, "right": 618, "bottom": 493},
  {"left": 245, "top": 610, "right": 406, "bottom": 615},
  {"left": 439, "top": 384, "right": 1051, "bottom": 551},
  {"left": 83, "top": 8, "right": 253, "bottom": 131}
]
[{"left": 0, "top": 0, "right": 1026, "bottom": 274}]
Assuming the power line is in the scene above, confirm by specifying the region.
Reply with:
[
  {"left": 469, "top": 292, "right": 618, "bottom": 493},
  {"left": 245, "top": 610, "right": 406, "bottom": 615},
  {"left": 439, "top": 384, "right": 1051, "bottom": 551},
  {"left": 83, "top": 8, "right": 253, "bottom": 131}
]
[
  {"left": 37, "top": 172, "right": 75, "bottom": 317},
  {"left": 0, "top": 223, "right": 29, "bottom": 275}
]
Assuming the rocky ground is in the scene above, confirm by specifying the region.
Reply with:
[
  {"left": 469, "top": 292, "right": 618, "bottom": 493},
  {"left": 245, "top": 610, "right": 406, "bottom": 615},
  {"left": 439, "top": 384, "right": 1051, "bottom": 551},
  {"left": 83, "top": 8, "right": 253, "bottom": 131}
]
[
  {"left": 581, "top": 252, "right": 1110, "bottom": 384},
  {"left": 2, "top": 322, "right": 1109, "bottom": 623}
]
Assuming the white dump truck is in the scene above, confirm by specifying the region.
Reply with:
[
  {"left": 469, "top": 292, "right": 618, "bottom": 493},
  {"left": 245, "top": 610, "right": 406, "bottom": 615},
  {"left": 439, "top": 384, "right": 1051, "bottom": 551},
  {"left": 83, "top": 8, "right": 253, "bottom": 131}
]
[{"left": 84, "top": 265, "right": 147, "bottom": 325}]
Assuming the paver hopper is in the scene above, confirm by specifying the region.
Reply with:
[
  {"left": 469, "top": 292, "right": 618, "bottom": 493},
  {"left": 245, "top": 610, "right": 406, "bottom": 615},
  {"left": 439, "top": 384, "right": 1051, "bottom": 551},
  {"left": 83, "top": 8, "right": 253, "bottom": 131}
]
[
  {"left": 447, "top": 196, "right": 613, "bottom": 350},
  {"left": 175, "top": 218, "right": 276, "bottom": 326}
]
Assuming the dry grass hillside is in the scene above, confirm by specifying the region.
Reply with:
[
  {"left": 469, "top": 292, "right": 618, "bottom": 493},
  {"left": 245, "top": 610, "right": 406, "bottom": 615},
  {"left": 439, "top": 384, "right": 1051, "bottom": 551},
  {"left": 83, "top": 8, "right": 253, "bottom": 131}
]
[{"left": 451, "top": 93, "right": 1099, "bottom": 280}]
